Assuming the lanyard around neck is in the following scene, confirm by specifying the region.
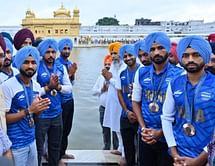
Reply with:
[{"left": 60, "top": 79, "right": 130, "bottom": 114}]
[
  {"left": 42, "top": 61, "right": 57, "bottom": 78},
  {"left": 150, "top": 64, "right": 168, "bottom": 102},
  {"left": 184, "top": 73, "right": 207, "bottom": 123}
]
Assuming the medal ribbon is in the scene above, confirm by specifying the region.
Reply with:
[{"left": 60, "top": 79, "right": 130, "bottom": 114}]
[
  {"left": 184, "top": 72, "right": 207, "bottom": 124},
  {"left": 16, "top": 74, "right": 34, "bottom": 128},
  {"left": 150, "top": 63, "right": 168, "bottom": 103},
  {"left": 126, "top": 64, "right": 140, "bottom": 94}
]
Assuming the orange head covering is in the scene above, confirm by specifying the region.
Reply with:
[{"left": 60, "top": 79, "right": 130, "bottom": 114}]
[
  {"left": 104, "top": 55, "right": 112, "bottom": 64},
  {"left": 108, "top": 42, "right": 122, "bottom": 54},
  {"left": 208, "top": 33, "right": 215, "bottom": 42}
]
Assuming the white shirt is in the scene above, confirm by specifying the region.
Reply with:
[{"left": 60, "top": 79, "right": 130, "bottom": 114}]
[
  {"left": 92, "top": 75, "right": 108, "bottom": 107},
  {"left": 0, "top": 67, "right": 19, "bottom": 84},
  {"left": 103, "top": 61, "right": 126, "bottom": 132}
]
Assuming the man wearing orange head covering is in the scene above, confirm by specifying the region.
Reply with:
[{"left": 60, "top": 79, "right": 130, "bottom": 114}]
[
  {"left": 102, "top": 42, "right": 126, "bottom": 163},
  {"left": 103, "top": 55, "right": 112, "bottom": 70},
  {"left": 92, "top": 55, "right": 118, "bottom": 151}
]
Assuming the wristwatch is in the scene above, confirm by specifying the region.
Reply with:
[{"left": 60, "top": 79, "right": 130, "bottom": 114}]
[
  {"left": 141, "top": 127, "right": 145, "bottom": 132},
  {"left": 125, "top": 110, "right": 130, "bottom": 116},
  {"left": 24, "top": 108, "right": 30, "bottom": 116}
]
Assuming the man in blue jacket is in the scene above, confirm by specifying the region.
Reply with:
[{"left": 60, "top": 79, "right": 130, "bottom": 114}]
[
  {"left": 132, "top": 32, "right": 183, "bottom": 166},
  {"left": 56, "top": 38, "right": 77, "bottom": 160},
  {"left": 36, "top": 39, "right": 72, "bottom": 166},
  {"left": 161, "top": 35, "right": 215, "bottom": 166}
]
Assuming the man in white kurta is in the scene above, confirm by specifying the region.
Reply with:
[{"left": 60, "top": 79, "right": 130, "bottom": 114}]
[{"left": 102, "top": 42, "right": 126, "bottom": 158}]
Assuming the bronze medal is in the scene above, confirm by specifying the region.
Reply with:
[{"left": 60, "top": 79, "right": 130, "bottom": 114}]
[
  {"left": 127, "top": 84, "right": 132, "bottom": 100},
  {"left": 183, "top": 123, "right": 196, "bottom": 136},
  {"left": 50, "top": 89, "right": 58, "bottom": 96},
  {"left": 149, "top": 102, "right": 159, "bottom": 113}
]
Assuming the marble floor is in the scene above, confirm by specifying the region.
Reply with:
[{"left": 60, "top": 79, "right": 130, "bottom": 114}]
[{"left": 42, "top": 150, "right": 121, "bottom": 166}]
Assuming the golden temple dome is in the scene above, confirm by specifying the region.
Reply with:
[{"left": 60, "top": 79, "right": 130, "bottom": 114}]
[
  {"left": 73, "top": 7, "right": 80, "bottom": 13},
  {"left": 53, "top": 3, "right": 71, "bottom": 18},
  {"left": 25, "top": 9, "right": 35, "bottom": 18}
]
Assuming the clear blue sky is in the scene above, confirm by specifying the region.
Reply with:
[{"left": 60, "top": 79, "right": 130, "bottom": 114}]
[{"left": 1, "top": 0, "right": 215, "bottom": 26}]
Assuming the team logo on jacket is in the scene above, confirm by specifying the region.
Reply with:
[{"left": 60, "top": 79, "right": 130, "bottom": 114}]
[
  {"left": 41, "top": 72, "right": 48, "bottom": 77},
  {"left": 200, "top": 92, "right": 211, "bottom": 101},
  {"left": 173, "top": 90, "right": 183, "bottom": 97},
  {"left": 18, "top": 94, "right": 25, "bottom": 101},
  {"left": 121, "top": 76, "right": 126, "bottom": 80},
  {"left": 165, "top": 77, "right": 171, "bottom": 83},
  {"left": 143, "top": 77, "right": 151, "bottom": 83}
]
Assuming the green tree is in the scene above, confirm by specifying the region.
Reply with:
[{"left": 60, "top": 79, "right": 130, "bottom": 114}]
[{"left": 96, "top": 17, "right": 119, "bottom": 25}]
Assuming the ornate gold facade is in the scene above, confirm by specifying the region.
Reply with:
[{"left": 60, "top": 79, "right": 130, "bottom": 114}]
[{"left": 22, "top": 4, "right": 81, "bottom": 38}]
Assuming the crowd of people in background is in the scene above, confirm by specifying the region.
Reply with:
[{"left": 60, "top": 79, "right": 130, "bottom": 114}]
[
  {"left": 75, "top": 36, "right": 139, "bottom": 46},
  {"left": 0, "top": 27, "right": 214, "bottom": 166}
]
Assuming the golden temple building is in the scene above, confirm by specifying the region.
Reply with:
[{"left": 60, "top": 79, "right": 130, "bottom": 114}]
[{"left": 22, "top": 4, "right": 81, "bottom": 38}]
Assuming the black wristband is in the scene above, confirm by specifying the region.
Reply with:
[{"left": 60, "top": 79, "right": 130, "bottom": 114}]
[{"left": 24, "top": 109, "right": 30, "bottom": 116}]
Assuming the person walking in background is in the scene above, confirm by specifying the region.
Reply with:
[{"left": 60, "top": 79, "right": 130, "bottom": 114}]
[
  {"left": 92, "top": 55, "right": 118, "bottom": 150},
  {"left": 1, "top": 46, "right": 50, "bottom": 166},
  {"left": 56, "top": 38, "right": 77, "bottom": 162},
  {"left": 132, "top": 32, "right": 183, "bottom": 166},
  {"left": 102, "top": 42, "right": 126, "bottom": 164},
  {"left": 161, "top": 35, "right": 215, "bottom": 166},
  {"left": 36, "top": 39, "right": 72, "bottom": 166},
  {"left": 116, "top": 44, "right": 140, "bottom": 165}
]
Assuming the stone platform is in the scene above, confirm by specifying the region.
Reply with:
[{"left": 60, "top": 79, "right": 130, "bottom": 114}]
[{"left": 42, "top": 150, "right": 121, "bottom": 166}]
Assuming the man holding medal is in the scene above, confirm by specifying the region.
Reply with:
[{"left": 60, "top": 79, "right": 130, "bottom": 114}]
[
  {"left": 132, "top": 32, "right": 183, "bottom": 166},
  {"left": 1, "top": 46, "right": 50, "bottom": 166},
  {"left": 161, "top": 35, "right": 215, "bottom": 166},
  {"left": 36, "top": 39, "right": 72, "bottom": 166},
  {"left": 116, "top": 44, "right": 140, "bottom": 165}
]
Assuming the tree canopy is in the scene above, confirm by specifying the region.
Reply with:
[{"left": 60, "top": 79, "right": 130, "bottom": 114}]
[{"left": 96, "top": 17, "right": 119, "bottom": 26}]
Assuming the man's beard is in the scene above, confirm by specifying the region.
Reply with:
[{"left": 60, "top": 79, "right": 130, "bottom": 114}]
[
  {"left": 62, "top": 52, "right": 70, "bottom": 59},
  {"left": 20, "top": 68, "right": 36, "bottom": 78},
  {"left": 3, "top": 58, "right": 12, "bottom": 67},
  {"left": 44, "top": 57, "right": 55, "bottom": 64},
  {"left": 206, "top": 66, "right": 215, "bottom": 75},
  {"left": 142, "top": 60, "right": 152, "bottom": 66},
  {"left": 151, "top": 53, "right": 168, "bottom": 64},
  {"left": 181, "top": 61, "right": 205, "bottom": 73},
  {"left": 125, "top": 58, "right": 136, "bottom": 67},
  {"left": 105, "top": 66, "right": 110, "bottom": 70}
]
